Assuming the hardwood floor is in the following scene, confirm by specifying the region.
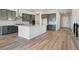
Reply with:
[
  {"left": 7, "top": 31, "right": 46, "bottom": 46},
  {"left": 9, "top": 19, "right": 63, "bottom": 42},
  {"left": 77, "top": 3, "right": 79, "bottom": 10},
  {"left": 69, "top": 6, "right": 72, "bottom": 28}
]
[{"left": 0, "top": 28, "right": 79, "bottom": 50}]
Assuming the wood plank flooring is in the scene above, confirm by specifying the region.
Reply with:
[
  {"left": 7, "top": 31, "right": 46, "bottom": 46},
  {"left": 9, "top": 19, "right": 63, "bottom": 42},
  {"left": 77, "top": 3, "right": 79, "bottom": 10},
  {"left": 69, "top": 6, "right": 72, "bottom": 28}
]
[{"left": 0, "top": 28, "right": 79, "bottom": 50}]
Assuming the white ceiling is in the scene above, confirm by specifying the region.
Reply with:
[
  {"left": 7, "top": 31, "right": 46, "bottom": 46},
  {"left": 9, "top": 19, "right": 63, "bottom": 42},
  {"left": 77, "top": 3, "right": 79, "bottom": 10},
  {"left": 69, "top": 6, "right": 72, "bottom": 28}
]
[
  {"left": 25, "top": 9, "right": 54, "bottom": 12},
  {"left": 25, "top": 9, "right": 72, "bottom": 14},
  {"left": 57, "top": 9, "right": 72, "bottom": 14}
]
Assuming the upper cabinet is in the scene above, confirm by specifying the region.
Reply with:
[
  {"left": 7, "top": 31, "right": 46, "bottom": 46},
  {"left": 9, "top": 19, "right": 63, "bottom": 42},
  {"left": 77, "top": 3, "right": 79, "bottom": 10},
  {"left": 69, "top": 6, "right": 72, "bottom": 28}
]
[
  {"left": 0, "top": 9, "right": 16, "bottom": 21},
  {"left": 22, "top": 13, "right": 35, "bottom": 22},
  {"left": 7, "top": 10, "right": 16, "bottom": 20},
  {"left": 22, "top": 13, "right": 30, "bottom": 21},
  {"left": 31, "top": 15, "right": 35, "bottom": 21},
  {"left": 1, "top": 10, "right": 7, "bottom": 20},
  {"left": 7, "top": 10, "right": 12, "bottom": 20},
  {"left": 22, "top": 13, "right": 35, "bottom": 25}
]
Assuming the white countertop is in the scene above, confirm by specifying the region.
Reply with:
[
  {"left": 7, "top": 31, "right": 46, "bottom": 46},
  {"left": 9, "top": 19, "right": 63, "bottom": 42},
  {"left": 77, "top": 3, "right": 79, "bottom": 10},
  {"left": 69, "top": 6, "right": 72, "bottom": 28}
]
[{"left": 18, "top": 24, "right": 47, "bottom": 27}]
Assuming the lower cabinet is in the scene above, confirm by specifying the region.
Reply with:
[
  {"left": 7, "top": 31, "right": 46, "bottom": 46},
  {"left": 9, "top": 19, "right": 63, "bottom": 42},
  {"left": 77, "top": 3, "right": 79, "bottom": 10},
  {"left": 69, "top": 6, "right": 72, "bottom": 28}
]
[
  {"left": 0, "top": 26, "right": 18, "bottom": 35},
  {"left": 47, "top": 25, "right": 56, "bottom": 31},
  {"left": 0, "top": 26, "right": 3, "bottom": 35},
  {"left": 2, "top": 26, "right": 8, "bottom": 35},
  {"left": 7, "top": 26, "right": 18, "bottom": 34}
]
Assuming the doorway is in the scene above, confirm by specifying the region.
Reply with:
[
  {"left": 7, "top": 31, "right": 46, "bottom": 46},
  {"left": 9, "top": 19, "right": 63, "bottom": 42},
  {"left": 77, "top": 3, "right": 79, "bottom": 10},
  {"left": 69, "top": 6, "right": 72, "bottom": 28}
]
[{"left": 42, "top": 13, "right": 56, "bottom": 31}]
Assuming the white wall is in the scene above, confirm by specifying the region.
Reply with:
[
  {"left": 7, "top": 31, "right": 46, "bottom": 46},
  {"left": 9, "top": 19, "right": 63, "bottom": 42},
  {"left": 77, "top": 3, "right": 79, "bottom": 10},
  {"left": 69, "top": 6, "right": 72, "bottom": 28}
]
[
  {"left": 72, "top": 9, "right": 79, "bottom": 31},
  {"left": 69, "top": 13, "right": 72, "bottom": 29},
  {"left": 56, "top": 12, "right": 60, "bottom": 30},
  {"left": 72, "top": 9, "right": 79, "bottom": 24},
  {"left": 42, "top": 18, "right": 47, "bottom": 25},
  {"left": 60, "top": 13, "right": 71, "bottom": 28},
  {"left": 35, "top": 13, "right": 40, "bottom": 25}
]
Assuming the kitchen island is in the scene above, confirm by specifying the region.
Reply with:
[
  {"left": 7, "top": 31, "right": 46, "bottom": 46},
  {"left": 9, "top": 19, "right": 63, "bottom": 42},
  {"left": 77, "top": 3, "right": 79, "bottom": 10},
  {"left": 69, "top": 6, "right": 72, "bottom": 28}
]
[{"left": 18, "top": 25, "right": 47, "bottom": 40}]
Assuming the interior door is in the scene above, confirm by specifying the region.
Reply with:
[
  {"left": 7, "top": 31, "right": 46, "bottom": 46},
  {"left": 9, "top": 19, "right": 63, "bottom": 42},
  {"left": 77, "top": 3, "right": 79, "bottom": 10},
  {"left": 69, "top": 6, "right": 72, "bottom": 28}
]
[
  {"left": 62, "top": 19, "right": 69, "bottom": 28},
  {"left": 61, "top": 14, "right": 70, "bottom": 28}
]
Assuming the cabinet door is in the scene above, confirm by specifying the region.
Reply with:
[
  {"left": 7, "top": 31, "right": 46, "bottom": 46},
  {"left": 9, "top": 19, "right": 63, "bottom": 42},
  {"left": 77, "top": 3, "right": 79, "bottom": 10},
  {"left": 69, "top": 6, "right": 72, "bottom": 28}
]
[
  {"left": 26, "top": 14, "right": 30, "bottom": 21},
  {"left": 11, "top": 11, "right": 16, "bottom": 20},
  {"left": 31, "top": 15, "right": 35, "bottom": 20},
  {"left": 1, "top": 9, "right": 7, "bottom": 20},
  {"left": 22, "top": 14, "right": 26, "bottom": 21},
  {"left": 0, "top": 26, "right": 2, "bottom": 35},
  {"left": 22, "top": 14, "right": 31, "bottom": 21},
  {"left": 0, "top": 9, "right": 16, "bottom": 21},
  {"left": 12, "top": 26, "right": 18, "bottom": 33},
  {"left": 7, "top": 10, "right": 12, "bottom": 20},
  {"left": 2, "top": 26, "right": 8, "bottom": 35},
  {"left": 7, "top": 26, "right": 14, "bottom": 33}
]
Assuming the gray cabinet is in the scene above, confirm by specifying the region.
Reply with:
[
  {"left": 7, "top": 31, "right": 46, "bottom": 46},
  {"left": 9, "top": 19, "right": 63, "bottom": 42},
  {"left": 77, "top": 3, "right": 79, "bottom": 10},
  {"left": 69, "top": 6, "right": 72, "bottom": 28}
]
[
  {"left": 0, "top": 9, "right": 8, "bottom": 20},
  {"left": 31, "top": 15, "right": 35, "bottom": 25},
  {"left": 22, "top": 14, "right": 31, "bottom": 21},
  {"left": 0, "top": 9, "right": 16, "bottom": 21},
  {"left": 1, "top": 9, "right": 7, "bottom": 20},
  {"left": 0, "top": 26, "right": 2, "bottom": 35},
  {"left": 7, "top": 26, "right": 18, "bottom": 34},
  {"left": 7, "top": 10, "right": 16, "bottom": 20},
  {"left": 7, "top": 10, "right": 12, "bottom": 20},
  {"left": 22, "top": 13, "right": 35, "bottom": 21},
  {"left": 0, "top": 26, "right": 18, "bottom": 35},
  {"left": 0, "top": 26, "right": 8, "bottom": 35},
  {"left": 11, "top": 11, "right": 16, "bottom": 20},
  {"left": 47, "top": 25, "right": 56, "bottom": 31},
  {"left": 31, "top": 15, "right": 35, "bottom": 20},
  {"left": 2, "top": 26, "right": 8, "bottom": 34},
  {"left": 22, "top": 13, "right": 35, "bottom": 25}
]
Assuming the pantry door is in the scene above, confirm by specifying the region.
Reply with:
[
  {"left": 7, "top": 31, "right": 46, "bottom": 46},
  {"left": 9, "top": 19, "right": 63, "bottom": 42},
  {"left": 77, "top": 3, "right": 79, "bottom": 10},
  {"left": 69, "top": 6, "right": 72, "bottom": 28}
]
[{"left": 61, "top": 14, "right": 70, "bottom": 28}]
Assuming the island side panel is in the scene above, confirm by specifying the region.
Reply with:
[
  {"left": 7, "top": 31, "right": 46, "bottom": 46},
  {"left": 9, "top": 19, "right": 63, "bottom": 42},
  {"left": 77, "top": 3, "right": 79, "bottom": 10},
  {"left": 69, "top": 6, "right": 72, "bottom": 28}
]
[
  {"left": 30, "top": 25, "right": 47, "bottom": 39},
  {"left": 18, "top": 26, "right": 30, "bottom": 39}
]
